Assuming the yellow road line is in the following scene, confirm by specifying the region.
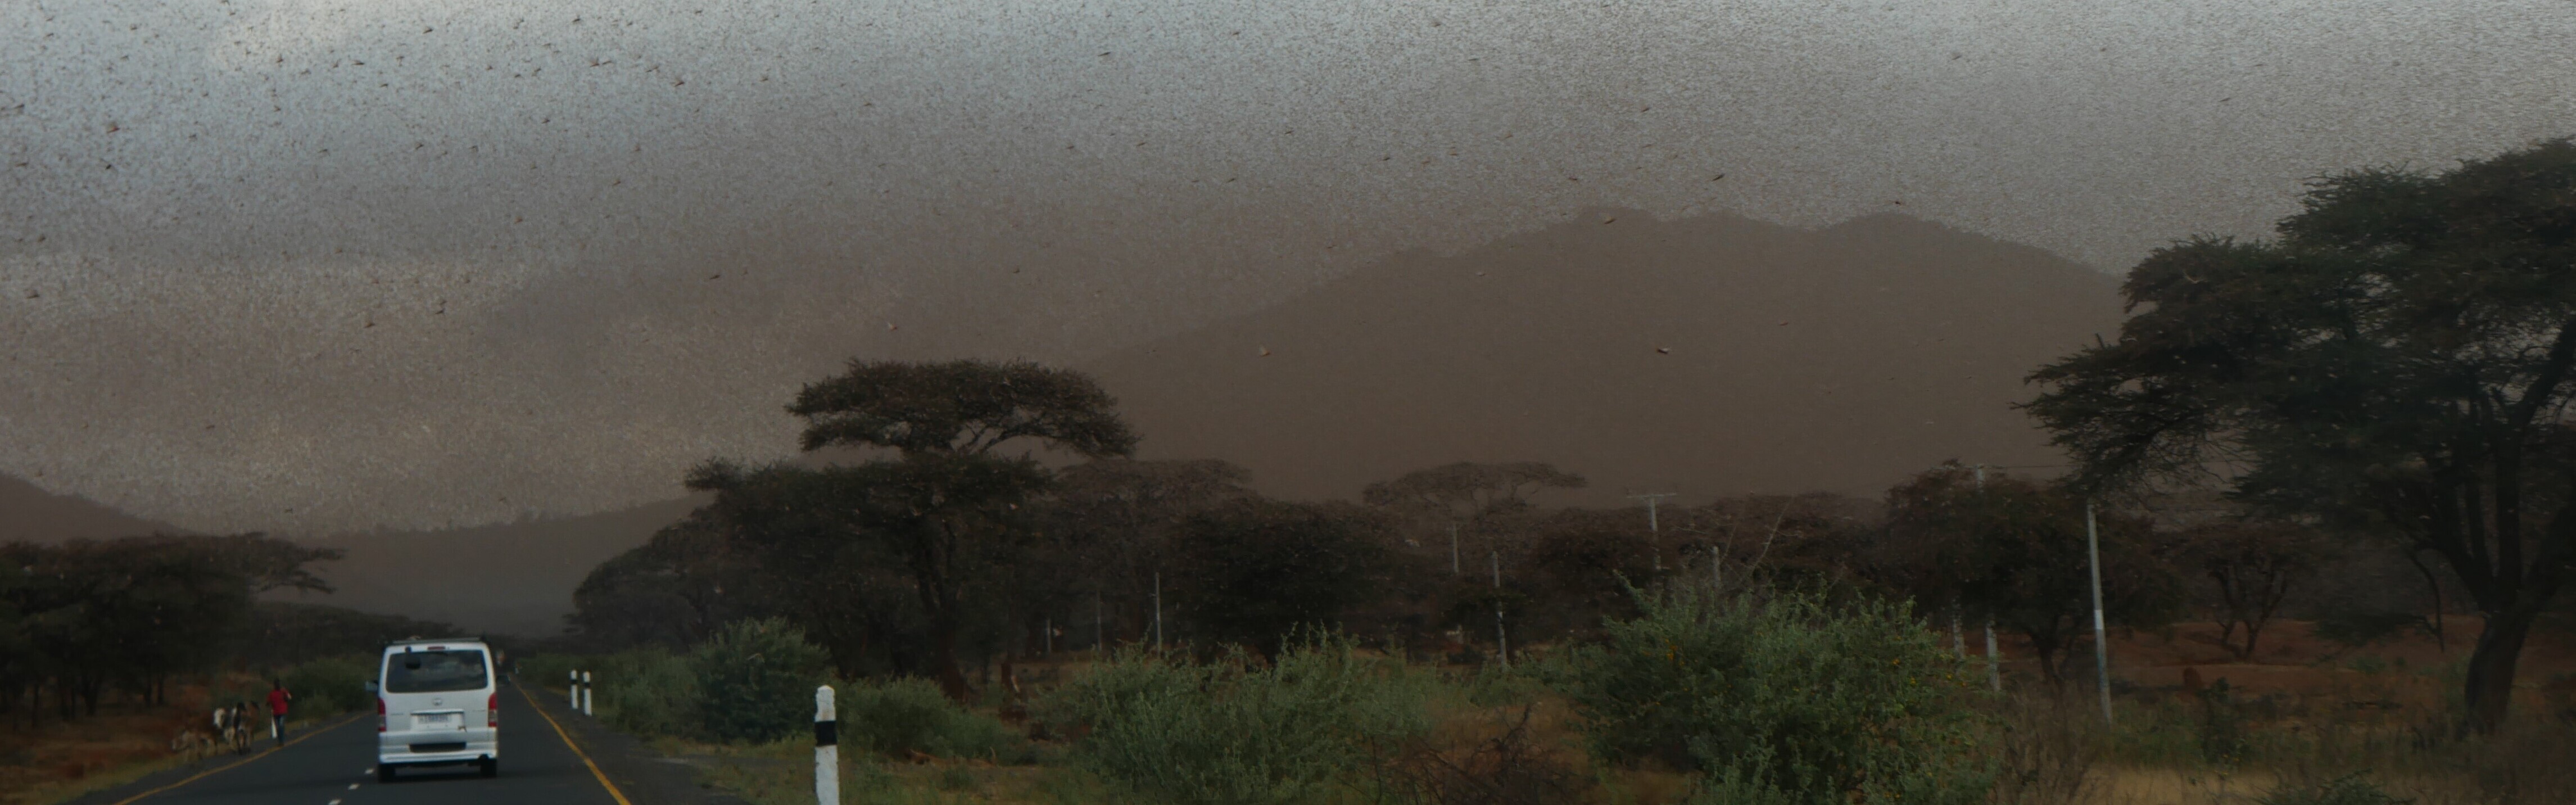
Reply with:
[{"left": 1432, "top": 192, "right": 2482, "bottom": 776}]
[
  {"left": 105, "top": 712, "right": 365, "bottom": 805},
  {"left": 515, "top": 677, "right": 637, "bottom": 805}
]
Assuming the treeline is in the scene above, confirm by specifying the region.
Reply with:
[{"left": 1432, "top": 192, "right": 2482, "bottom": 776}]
[
  {"left": 567, "top": 359, "right": 2366, "bottom": 702},
  {"left": 0, "top": 533, "right": 396, "bottom": 725}
]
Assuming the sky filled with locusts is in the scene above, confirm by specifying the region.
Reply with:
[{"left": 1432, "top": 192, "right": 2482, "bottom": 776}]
[{"left": 3, "top": 0, "right": 2572, "bottom": 533}]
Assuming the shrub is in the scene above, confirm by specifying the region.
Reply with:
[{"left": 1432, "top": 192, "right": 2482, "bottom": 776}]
[
  {"left": 1551, "top": 587, "right": 1996, "bottom": 805},
  {"left": 1381, "top": 704, "right": 1591, "bottom": 805},
  {"left": 1460, "top": 663, "right": 1544, "bottom": 709},
  {"left": 1042, "top": 635, "right": 1433, "bottom": 805},
  {"left": 2194, "top": 678, "right": 2248, "bottom": 766},
  {"left": 691, "top": 617, "right": 830, "bottom": 743},
  {"left": 279, "top": 655, "right": 373, "bottom": 717},
  {"left": 837, "top": 676, "right": 1029, "bottom": 762},
  {"left": 595, "top": 648, "right": 701, "bottom": 739},
  {"left": 518, "top": 652, "right": 585, "bottom": 694}
]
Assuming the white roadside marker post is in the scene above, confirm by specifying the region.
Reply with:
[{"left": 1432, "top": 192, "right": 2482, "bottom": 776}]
[
  {"left": 1985, "top": 618, "right": 2003, "bottom": 691},
  {"left": 1491, "top": 550, "right": 1508, "bottom": 671},
  {"left": 569, "top": 671, "right": 578, "bottom": 708},
  {"left": 814, "top": 685, "right": 839, "bottom": 805},
  {"left": 2085, "top": 501, "right": 2113, "bottom": 725},
  {"left": 581, "top": 671, "right": 594, "bottom": 716}
]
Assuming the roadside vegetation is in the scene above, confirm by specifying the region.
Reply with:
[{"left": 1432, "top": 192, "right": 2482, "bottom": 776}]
[
  {"left": 15, "top": 138, "right": 2576, "bottom": 804},
  {"left": 0, "top": 533, "right": 449, "bottom": 804},
  {"left": 526, "top": 138, "right": 2576, "bottom": 805},
  {"left": 532, "top": 587, "right": 2576, "bottom": 805}
]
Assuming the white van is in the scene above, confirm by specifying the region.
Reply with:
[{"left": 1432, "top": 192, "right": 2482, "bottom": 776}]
[{"left": 374, "top": 638, "right": 499, "bottom": 781}]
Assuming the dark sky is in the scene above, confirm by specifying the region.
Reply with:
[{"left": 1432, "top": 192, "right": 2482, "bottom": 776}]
[{"left": 3, "top": 0, "right": 2572, "bottom": 532}]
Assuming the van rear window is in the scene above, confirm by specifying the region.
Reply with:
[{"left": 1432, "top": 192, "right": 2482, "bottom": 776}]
[{"left": 384, "top": 650, "right": 488, "bottom": 693}]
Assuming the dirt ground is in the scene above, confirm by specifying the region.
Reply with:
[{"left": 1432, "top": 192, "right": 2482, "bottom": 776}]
[
  {"left": 0, "top": 673, "right": 289, "bottom": 805},
  {"left": 2008, "top": 616, "right": 2576, "bottom": 718}
]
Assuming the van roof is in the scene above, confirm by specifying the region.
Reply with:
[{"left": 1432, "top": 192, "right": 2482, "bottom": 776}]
[{"left": 382, "top": 637, "right": 489, "bottom": 649}]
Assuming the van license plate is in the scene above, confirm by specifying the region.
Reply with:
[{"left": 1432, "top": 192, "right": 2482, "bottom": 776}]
[{"left": 413, "top": 713, "right": 460, "bottom": 730}]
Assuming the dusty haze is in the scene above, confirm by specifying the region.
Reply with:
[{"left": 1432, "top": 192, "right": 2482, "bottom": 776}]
[{"left": 3, "top": 1, "right": 2573, "bottom": 534}]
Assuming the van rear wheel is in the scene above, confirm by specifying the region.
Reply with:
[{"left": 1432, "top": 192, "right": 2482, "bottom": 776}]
[
  {"left": 378, "top": 764, "right": 396, "bottom": 783},
  {"left": 478, "top": 757, "right": 497, "bottom": 778}
]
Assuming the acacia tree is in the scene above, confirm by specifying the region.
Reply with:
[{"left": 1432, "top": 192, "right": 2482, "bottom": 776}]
[
  {"left": 0, "top": 534, "right": 334, "bottom": 718},
  {"left": 690, "top": 359, "right": 1135, "bottom": 700},
  {"left": 1670, "top": 493, "right": 1876, "bottom": 593},
  {"left": 569, "top": 514, "right": 769, "bottom": 650},
  {"left": 2171, "top": 521, "right": 2334, "bottom": 661},
  {"left": 1030, "top": 459, "right": 1256, "bottom": 648},
  {"left": 2025, "top": 138, "right": 2576, "bottom": 731},
  {"left": 1170, "top": 500, "right": 1393, "bottom": 657},
  {"left": 1879, "top": 464, "right": 2184, "bottom": 686},
  {"left": 1362, "top": 462, "right": 1587, "bottom": 569}
]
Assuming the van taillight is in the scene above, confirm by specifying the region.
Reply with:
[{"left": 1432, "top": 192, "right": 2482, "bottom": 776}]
[
  {"left": 487, "top": 693, "right": 499, "bottom": 728},
  {"left": 377, "top": 697, "right": 387, "bottom": 732}
]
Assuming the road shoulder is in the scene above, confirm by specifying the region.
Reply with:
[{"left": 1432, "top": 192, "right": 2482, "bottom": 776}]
[
  {"left": 515, "top": 676, "right": 754, "bottom": 805},
  {"left": 52, "top": 712, "right": 366, "bottom": 805}
]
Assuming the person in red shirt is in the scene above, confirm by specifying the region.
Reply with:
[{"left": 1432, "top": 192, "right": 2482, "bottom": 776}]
[{"left": 265, "top": 680, "right": 292, "bottom": 747}]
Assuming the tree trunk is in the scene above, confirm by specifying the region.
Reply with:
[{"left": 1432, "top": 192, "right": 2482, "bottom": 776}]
[
  {"left": 2464, "top": 605, "right": 2540, "bottom": 733},
  {"left": 927, "top": 607, "right": 970, "bottom": 702},
  {"left": 2029, "top": 634, "right": 2065, "bottom": 688},
  {"left": 2405, "top": 549, "right": 2448, "bottom": 652}
]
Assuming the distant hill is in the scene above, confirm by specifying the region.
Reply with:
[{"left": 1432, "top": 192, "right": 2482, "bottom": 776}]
[
  {"left": 0, "top": 474, "right": 190, "bottom": 542},
  {"left": 1, "top": 472, "right": 695, "bottom": 638},
  {"left": 2, "top": 208, "right": 2121, "bottom": 637},
  {"left": 1086, "top": 209, "right": 2121, "bottom": 505},
  {"left": 277, "top": 496, "right": 703, "bottom": 638}
]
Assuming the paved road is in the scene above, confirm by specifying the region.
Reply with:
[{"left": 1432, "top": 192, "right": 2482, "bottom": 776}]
[{"left": 73, "top": 676, "right": 637, "bottom": 805}]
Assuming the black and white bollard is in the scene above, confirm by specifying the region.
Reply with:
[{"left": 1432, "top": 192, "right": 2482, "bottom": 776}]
[
  {"left": 568, "top": 670, "right": 580, "bottom": 708},
  {"left": 581, "top": 671, "right": 594, "bottom": 716},
  {"left": 814, "top": 685, "right": 839, "bottom": 805}
]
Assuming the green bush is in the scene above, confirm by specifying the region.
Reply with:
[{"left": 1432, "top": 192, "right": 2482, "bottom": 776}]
[
  {"left": 2194, "top": 678, "right": 2248, "bottom": 766},
  {"left": 279, "top": 655, "right": 373, "bottom": 717},
  {"left": 1460, "top": 662, "right": 1545, "bottom": 709},
  {"left": 692, "top": 617, "right": 830, "bottom": 743},
  {"left": 837, "top": 676, "right": 1029, "bottom": 762},
  {"left": 1042, "top": 636, "right": 1433, "bottom": 805},
  {"left": 1550, "top": 587, "right": 1996, "bottom": 805},
  {"left": 595, "top": 648, "right": 702, "bottom": 739},
  {"left": 519, "top": 652, "right": 585, "bottom": 694}
]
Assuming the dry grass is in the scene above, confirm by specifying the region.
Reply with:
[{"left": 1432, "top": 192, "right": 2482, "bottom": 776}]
[
  {"left": 2, "top": 698, "right": 210, "bottom": 804},
  {"left": 0, "top": 670, "right": 337, "bottom": 805},
  {"left": 658, "top": 631, "right": 2576, "bottom": 805}
]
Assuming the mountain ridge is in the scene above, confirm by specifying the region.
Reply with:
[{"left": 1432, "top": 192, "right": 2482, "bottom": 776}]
[
  {"left": 3, "top": 207, "right": 2121, "bottom": 635},
  {"left": 1085, "top": 207, "right": 2118, "bottom": 504}
]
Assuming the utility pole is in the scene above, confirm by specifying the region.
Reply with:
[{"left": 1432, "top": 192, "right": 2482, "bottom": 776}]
[
  {"left": 2086, "top": 500, "right": 2113, "bottom": 725},
  {"left": 1974, "top": 464, "right": 2002, "bottom": 691},
  {"left": 1491, "top": 549, "right": 1508, "bottom": 670},
  {"left": 1628, "top": 492, "right": 1676, "bottom": 573},
  {"left": 1449, "top": 522, "right": 1461, "bottom": 577}
]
